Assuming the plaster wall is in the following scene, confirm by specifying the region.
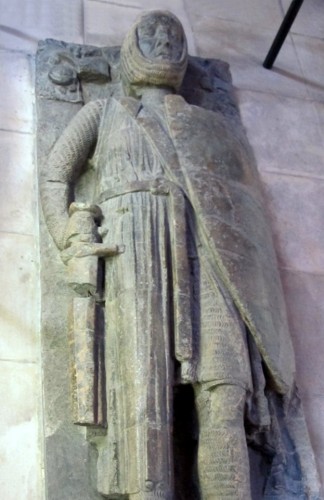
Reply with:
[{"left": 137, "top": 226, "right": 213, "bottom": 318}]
[{"left": 0, "top": 0, "right": 323, "bottom": 498}]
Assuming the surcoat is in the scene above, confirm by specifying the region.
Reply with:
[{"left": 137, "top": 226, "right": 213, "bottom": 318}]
[
  {"left": 92, "top": 96, "right": 255, "bottom": 496},
  {"left": 94, "top": 95, "right": 295, "bottom": 389},
  {"left": 88, "top": 95, "right": 295, "bottom": 496}
]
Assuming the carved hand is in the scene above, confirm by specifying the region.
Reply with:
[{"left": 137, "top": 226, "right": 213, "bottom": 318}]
[{"left": 61, "top": 241, "right": 123, "bottom": 265}]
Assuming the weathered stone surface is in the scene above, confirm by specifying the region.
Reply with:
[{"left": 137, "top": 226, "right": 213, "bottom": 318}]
[
  {"left": 0, "top": 1, "right": 322, "bottom": 498},
  {"left": 40, "top": 211, "right": 102, "bottom": 499},
  {"left": 37, "top": 10, "right": 321, "bottom": 500}
]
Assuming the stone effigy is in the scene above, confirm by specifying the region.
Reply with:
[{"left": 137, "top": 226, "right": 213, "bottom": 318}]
[{"left": 37, "top": 10, "right": 321, "bottom": 500}]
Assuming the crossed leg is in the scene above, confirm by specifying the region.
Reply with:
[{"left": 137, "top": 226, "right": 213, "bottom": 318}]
[{"left": 194, "top": 383, "right": 251, "bottom": 500}]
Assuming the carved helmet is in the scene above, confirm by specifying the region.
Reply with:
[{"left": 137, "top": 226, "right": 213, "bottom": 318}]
[{"left": 120, "top": 10, "right": 188, "bottom": 93}]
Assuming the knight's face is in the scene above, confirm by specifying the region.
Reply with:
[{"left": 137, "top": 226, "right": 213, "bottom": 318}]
[{"left": 136, "top": 14, "right": 184, "bottom": 62}]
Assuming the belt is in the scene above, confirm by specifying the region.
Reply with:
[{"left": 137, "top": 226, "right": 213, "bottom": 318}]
[{"left": 97, "top": 178, "right": 174, "bottom": 204}]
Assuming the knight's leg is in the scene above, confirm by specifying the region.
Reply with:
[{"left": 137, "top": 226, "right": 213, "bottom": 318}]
[{"left": 194, "top": 383, "right": 251, "bottom": 500}]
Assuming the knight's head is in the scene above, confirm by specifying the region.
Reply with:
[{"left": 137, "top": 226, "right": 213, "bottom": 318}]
[{"left": 120, "top": 10, "right": 188, "bottom": 95}]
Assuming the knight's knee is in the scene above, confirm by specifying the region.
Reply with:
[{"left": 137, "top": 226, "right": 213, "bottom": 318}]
[{"left": 203, "top": 384, "right": 246, "bottom": 427}]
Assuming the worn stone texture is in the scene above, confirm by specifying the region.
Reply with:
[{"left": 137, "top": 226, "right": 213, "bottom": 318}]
[
  {"left": 0, "top": 4, "right": 85, "bottom": 498},
  {"left": 0, "top": 0, "right": 324, "bottom": 498},
  {"left": 39, "top": 205, "right": 104, "bottom": 500},
  {"left": 181, "top": 6, "right": 324, "bottom": 490},
  {"left": 37, "top": 106, "right": 103, "bottom": 498},
  {"left": 36, "top": 8, "right": 322, "bottom": 499}
]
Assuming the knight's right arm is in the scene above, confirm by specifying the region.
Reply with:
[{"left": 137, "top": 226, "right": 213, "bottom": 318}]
[{"left": 40, "top": 100, "right": 104, "bottom": 250}]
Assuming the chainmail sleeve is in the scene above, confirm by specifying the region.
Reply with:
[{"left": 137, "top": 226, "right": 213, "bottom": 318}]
[{"left": 40, "top": 99, "right": 105, "bottom": 250}]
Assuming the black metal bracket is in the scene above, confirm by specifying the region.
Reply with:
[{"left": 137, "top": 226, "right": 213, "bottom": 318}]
[{"left": 263, "top": 0, "right": 304, "bottom": 69}]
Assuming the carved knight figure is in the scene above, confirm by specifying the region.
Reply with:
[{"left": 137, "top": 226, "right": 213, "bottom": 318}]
[{"left": 40, "top": 10, "right": 321, "bottom": 500}]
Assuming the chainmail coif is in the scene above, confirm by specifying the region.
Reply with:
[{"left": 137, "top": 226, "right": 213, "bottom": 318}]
[{"left": 120, "top": 10, "right": 188, "bottom": 93}]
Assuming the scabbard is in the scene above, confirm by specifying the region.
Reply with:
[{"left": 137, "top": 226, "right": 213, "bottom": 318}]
[
  {"left": 169, "top": 184, "right": 193, "bottom": 364},
  {"left": 67, "top": 255, "right": 99, "bottom": 296},
  {"left": 68, "top": 296, "right": 105, "bottom": 426}
]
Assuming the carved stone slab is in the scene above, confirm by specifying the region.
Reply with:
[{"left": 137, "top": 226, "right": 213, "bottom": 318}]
[{"left": 36, "top": 38, "right": 243, "bottom": 500}]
